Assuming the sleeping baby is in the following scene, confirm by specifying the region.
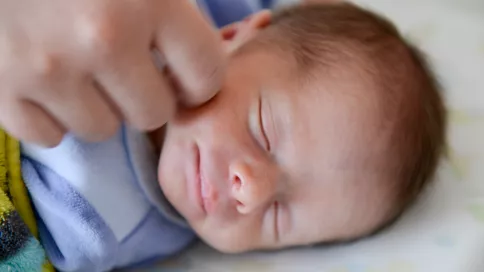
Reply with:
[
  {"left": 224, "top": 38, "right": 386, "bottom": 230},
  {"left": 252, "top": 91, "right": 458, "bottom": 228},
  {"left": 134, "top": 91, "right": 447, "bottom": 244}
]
[{"left": 3, "top": 2, "right": 447, "bottom": 271}]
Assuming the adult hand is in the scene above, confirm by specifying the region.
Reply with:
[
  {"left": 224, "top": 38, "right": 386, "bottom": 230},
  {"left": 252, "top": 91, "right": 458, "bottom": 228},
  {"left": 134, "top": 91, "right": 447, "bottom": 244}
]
[{"left": 0, "top": 0, "right": 225, "bottom": 146}]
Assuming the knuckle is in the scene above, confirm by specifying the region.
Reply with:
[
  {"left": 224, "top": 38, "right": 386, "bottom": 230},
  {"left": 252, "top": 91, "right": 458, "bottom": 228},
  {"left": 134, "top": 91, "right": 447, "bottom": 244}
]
[
  {"left": 130, "top": 112, "right": 167, "bottom": 131},
  {"left": 79, "top": 17, "right": 120, "bottom": 57},
  {"left": 85, "top": 117, "right": 120, "bottom": 142},
  {"left": 127, "top": 92, "right": 175, "bottom": 131},
  {"left": 0, "top": 101, "right": 62, "bottom": 147},
  {"left": 33, "top": 54, "right": 61, "bottom": 79},
  {"left": 180, "top": 42, "right": 226, "bottom": 97},
  {"left": 37, "top": 135, "right": 63, "bottom": 148},
  {"left": 184, "top": 63, "right": 225, "bottom": 105},
  {"left": 131, "top": 117, "right": 156, "bottom": 131},
  {"left": 199, "top": 64, "right": 224, "bottom": 91}
]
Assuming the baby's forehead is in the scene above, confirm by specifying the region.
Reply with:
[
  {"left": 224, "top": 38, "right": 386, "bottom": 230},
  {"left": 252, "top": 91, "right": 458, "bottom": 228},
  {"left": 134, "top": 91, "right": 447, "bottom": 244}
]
[
  {"left": 280, "top": 76, "right": 395, "bottom": 190},
  {"left": 286, "top": 71, "right": 386, "bottom": 145},
  {"left": 272, "top": 70, "right": 388, "bottom": 171}
]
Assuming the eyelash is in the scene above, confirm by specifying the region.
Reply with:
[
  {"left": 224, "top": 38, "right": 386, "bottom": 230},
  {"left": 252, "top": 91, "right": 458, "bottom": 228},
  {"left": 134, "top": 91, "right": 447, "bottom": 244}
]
[
  {"left": 273, "top": 201, "right": 280, "bottom": 241},
  {"left": 258, "top": 96, "right": 271, "bottom": 152}
]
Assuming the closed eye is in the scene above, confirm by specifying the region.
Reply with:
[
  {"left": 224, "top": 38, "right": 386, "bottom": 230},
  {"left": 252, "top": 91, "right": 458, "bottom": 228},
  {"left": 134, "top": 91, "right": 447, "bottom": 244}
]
[
  {"left": 258, "top": 95, "right": 271, "bottom": 151},
  {"left": 273, "top": 201, "right": 280, "bottom": 242}
]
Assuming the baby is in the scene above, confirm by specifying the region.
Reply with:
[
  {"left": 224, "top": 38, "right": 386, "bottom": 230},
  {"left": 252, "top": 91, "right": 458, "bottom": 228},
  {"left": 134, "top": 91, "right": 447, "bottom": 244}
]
[
  {"left": 13, "top": 2, "right": 447, "bottom": 271},
  {"left": 155, "top": 2, "right": 447, "bottom": 252}
]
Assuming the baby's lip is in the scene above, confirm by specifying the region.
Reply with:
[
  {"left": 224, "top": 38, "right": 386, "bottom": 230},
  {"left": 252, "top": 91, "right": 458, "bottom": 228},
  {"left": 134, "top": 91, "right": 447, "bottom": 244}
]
[
  {"left": 193, "top": 143, "right": 207, "bottom": 215},
  {"left": 197, "top": 148, "right": 218, "bottom": 215}
]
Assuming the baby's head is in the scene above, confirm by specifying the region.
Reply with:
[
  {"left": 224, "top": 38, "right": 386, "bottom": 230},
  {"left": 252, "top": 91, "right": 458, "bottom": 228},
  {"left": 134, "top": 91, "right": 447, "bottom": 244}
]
[{"left": 156, "top": 2, "right": 446, "bottom": 253}]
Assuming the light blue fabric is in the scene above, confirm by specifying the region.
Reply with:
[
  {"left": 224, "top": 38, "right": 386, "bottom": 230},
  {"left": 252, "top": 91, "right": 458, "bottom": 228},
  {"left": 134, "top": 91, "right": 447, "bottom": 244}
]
[{"left": 21, "top": 126, "right": 196, "bottom": 272}]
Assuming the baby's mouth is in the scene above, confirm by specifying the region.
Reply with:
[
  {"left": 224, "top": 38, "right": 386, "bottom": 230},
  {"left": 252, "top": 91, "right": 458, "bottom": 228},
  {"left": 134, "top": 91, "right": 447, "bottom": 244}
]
[{"left": 198, "top": 159, "right": 218, "bottom": 214}]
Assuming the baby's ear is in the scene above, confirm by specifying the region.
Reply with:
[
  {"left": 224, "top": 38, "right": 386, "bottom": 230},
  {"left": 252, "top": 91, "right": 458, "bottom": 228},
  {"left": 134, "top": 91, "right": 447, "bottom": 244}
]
[
  {"left": 221, "top": 10, "right": 272, "bottom": 52},
  {"left": 243, "top": 9, "right": 272, "bottom": 30}
]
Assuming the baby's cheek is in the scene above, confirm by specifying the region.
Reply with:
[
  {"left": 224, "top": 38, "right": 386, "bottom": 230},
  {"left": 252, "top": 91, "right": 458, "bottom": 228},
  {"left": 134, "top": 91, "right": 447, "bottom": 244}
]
[{"left": 197, "top": 214, "right": 265, "bottom": 253}]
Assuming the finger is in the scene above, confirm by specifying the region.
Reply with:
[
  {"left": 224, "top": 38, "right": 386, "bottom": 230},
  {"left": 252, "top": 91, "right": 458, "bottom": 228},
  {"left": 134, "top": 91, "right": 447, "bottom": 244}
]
[
  {"left": 154, "top": 0, "right": 226, "bottom": 106},
  {"left": 220, "top": 22, "right": 240, "bottom": 41},
  {"left": 96, "top": 52, "right": 176, "bottom": 131},
  {"left": 0, "top": 98, "right": 64, "bottom": 147},
  {"left": 37, "top": 80, "right": 120, "bottom": 142}
]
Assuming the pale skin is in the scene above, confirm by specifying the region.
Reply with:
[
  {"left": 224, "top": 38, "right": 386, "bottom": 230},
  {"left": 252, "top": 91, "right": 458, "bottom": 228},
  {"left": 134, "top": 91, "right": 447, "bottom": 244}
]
[
  {"left": 157, "top": 11, "right": 395, "bottom": 253},
  {"left": 0, "top": 0, "right": 225, "bottom": 146}
]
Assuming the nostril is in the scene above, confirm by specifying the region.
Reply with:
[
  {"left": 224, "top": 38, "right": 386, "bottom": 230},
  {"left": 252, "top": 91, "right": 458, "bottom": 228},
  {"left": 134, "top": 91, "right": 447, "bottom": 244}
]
[{"left": 233, "top": 176, "right": 242, "bottom": 191}]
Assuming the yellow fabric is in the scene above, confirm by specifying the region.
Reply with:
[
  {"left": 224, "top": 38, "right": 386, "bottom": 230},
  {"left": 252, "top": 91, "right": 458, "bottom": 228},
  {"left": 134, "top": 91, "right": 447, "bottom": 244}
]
[
  {"left": 0, "top": 187, "right": 14, "bottom": 219},
  {"left": 42, "top": 259, "right": 55, "bottom": 272},
  {"left": 0, "top": 130, "right": 14, "bottom": 221},
  {"left": 0, "top": 131, "right": 8, "bottom": 194},
  {"left": 4, "top": 133, "right": 38, "bottom": 237},
  {"left": 0, "top": 129, "right": 54, "bottom": 272}
]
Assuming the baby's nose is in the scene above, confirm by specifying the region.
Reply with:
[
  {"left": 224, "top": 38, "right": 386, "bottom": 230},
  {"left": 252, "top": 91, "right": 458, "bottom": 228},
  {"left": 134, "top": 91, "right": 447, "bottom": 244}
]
[{"left": 229, "top": 161, "right": 277, "bottom": 214}]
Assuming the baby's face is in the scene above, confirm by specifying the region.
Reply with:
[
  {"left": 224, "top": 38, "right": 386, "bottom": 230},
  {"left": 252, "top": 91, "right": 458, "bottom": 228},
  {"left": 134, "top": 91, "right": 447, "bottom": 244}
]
[{"left": 157, "top": 11, "right": 391, "bottom": 253}]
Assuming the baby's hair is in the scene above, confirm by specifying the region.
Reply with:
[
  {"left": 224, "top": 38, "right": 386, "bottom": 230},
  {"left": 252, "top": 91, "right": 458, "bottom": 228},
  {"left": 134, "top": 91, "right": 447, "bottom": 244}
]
[{"left": 245, "top": 2, "right": 447, "bottom": 238}]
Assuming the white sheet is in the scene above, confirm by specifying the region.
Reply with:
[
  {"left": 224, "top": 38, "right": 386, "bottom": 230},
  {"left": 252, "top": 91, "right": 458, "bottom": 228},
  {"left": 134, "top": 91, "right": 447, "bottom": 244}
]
[{"left": 141, "top": 0, "right": 484, "bottom": 271}]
